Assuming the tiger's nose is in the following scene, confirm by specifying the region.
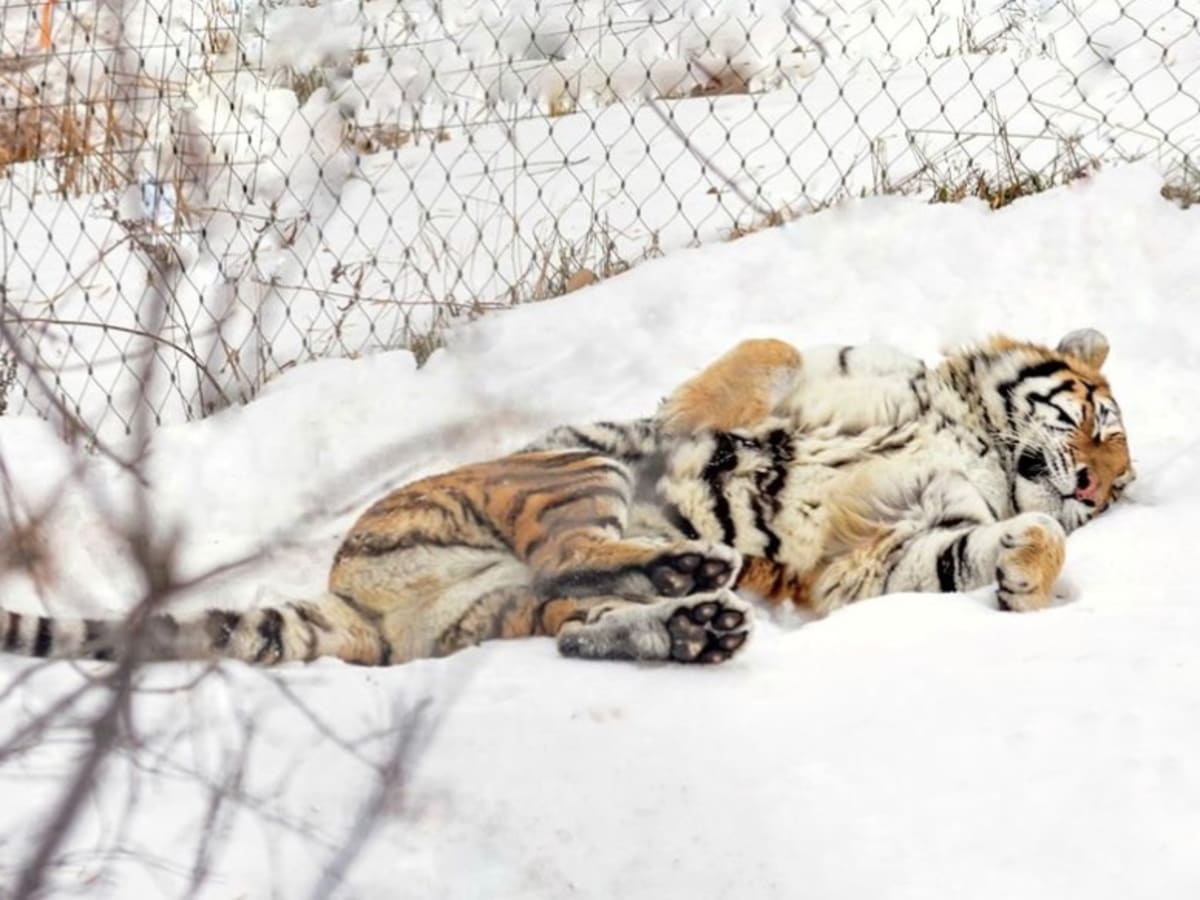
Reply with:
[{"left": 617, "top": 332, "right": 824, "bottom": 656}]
[{"left": 1075, "top": 468, "right": 1099, "bottom": 502}]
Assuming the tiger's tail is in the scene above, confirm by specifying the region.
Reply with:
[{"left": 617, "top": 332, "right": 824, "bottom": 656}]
[{"left": 0, "top": 593, "right": 392, "bottom": 666}]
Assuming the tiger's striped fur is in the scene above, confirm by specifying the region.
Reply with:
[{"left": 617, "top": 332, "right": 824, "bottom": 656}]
[{"left": 1, "top": 329, "right": 1133, "bottom": 667}]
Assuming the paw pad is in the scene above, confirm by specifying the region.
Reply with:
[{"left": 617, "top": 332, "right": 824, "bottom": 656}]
[
  {"left": 666, "top": 592, "right": 751, "bottom": 664},
  {"left": 647, "top": 544, "right": 740, "bottom": 597}
]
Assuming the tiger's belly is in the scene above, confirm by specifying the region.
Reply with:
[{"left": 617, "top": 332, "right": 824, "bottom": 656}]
[{"left": 655, "top": 421, "right": 1003, "bottom": 602}]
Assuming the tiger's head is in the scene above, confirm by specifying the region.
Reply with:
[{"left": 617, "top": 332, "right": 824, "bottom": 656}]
[{"left": 990, "top": 329, "right": 1134, "bottom": 532}]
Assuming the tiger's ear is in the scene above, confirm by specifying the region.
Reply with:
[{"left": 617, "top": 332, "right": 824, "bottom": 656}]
[{"left": 1057, "top": 328, "right": 1109, "bottom": 371}]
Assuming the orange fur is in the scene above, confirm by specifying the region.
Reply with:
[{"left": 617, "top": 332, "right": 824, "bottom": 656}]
[
  {"left": 659, "top": 338, "right": 803, "bottom": 435},
  {"left": 999, "top": 520, "right": 1066, "bottom": 611},
  {"left": 736, "top": 557, "right": 817, "bottom": 608}
]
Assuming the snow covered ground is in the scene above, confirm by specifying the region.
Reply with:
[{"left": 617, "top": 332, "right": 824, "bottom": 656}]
[{"left": 1, "top": 163, "right": 1199, "bottom": 897}]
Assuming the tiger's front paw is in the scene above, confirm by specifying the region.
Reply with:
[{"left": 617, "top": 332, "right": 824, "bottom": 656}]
[
  {"left": 995, "top": 513, "right": 1066, "bottom": 612},
  {"left": 646, "top": 542, "right": 742, "bottom": 596}
]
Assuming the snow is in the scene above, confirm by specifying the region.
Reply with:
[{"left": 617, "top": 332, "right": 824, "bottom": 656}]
[{"left": 1, "top": 163, "right": 1199, "bottom": 897}]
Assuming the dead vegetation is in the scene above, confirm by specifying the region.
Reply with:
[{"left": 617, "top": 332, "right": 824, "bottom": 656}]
[
  {"left": 914, "top": 130, "right": 1100, "bottom": 210},
  {"left": 724, "top": 206, "right": 794, "bottom": 241},
  {"left": 0, "top": 67, "right": 128, "bottom": 196},
  {"left": 344, "top": 122, "right": 451, "bottom": 154},
  {"left": 1161, "top": 157, "right": 1200, "bottom": 209},
  {"left": 517, "top": 217, "right": 641, "bottom": 303}
]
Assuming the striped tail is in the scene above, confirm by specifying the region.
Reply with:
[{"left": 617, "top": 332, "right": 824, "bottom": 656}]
[{"left": 0, "top": 594, "right": 393, "bottom": 666}]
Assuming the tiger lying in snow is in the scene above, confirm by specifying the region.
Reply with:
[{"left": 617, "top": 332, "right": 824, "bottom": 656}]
[{"left": 1, "top": 329, "right": 1133, "bottom": 666}]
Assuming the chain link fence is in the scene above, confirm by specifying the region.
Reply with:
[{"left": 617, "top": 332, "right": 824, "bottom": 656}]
[{"left": 1, "top": 0, "right": 1197, "bottom": 443}]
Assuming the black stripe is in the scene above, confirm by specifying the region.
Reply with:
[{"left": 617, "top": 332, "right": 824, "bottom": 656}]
[
  {"left": 85, "top": 619, "right": 116, "bottom": 661},
  {"left": 535, "top": 485, "right": 629, "bottom": 520},
  {"left": 936, "top": 533, "right": 969, "bottom": 592},
  {"left": 206, "top": 610, "right": 242, "bottom": 651},
  {"left": 663, "top": 503, "right": 701, "bottom": 540},
  {"left": 838, "top": 346, "right": 852, "bottom": 374},
  {"left": 255, "top": 609, "right": 285, "bottom": 663},
  {"left": 753, "top": 504, "right": 781, "bottom": 560},
  {"left": 826, "top": 454, "right": 861, "bottom": 469},
  {"left": 4, "top": 612, "right": 21, "bottom": 651},
  {"left": 291, "top": 608, "right": 319, "bottom": 660},
  {"left": 506, "top": 465, "right": 631, "bottom": 532},
  {"left": 332, "top": 593, "right": 392, "bottom": 665},
  {"left": 505, "top": 484, "right": 547, "bottom": 531},
  {"left": 750, "top": 431, "right": 791, "bottom": 560},
  {"left": 335, "top": 529, "right": 499, "bottom": 561},
  {"left": 523, "top": 515, "right": 623, "bottom": 561},
  {"left": 911, "top": 373, "right": 930, "bottom": 415},
  {"left": 762, "top": 429, "right": 794, "bottom": 500},
  {"left": 936, "top": 543, "right": 957, "bottom": 592},
  {"left": 1018, "top": 360, "right": 1070, "bottom": 381},
  {"left": 151, "top": 614, "right": 180, "bottom": 650},
  {"left": 506, "top": 457, "right": 632, "bottom": 486},
  {"left": 1030, "top": 381, "right": 1074, "bottom": 403},
  {"left": 999, "top": 360, "right": 1071, "bottom": 422},
  {"left": 701, "top": 433, "right": 740, "bottom": 544},
  {"left": 83, "top": 618, "right": 104, "bottom": 645},
  {"left": 872, "top": 429, "right": 917, "bottom": 455},
  {"left": 535, "top": 564, "right": 646, "bottom": 599},
  {"left": 334, "top": 592, "right": 383, "bottom": 622},
  {"left": 563, "top": 427, "right": 610, "bottom": 453},
  {"left": 955, "top": 532, "right": 971, "bottom": 584},
  {"left": 933, "top": 516, "right": 982, "bottom": 531},
  {"left": 289, "top": 601, "right": 333, "bottom": 632},
  {"left": 520, "top": 450, "right": 606, "bottom": 470},
  {"left": 447, "top": 489, "right": 515, "bottom": 553},
  {"left": 33, "top": 617, "right": 53, "bottom": 657}
]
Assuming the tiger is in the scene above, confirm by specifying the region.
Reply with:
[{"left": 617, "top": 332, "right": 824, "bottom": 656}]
[{"left": 0, "top": 328, "right": 1134, "bottom": 667}]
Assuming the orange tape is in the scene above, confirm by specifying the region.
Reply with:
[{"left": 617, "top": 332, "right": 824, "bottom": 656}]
[{"left": 39, "top": 0, "right": 58, "bottom": 51}]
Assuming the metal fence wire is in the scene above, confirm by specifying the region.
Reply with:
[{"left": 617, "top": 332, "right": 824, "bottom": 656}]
[{"left": 0, "top": 0, "right": 1197, "bottom": 442}]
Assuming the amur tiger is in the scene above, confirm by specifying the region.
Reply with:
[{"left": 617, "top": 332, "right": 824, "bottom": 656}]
[{"left": 1, "top": 329, "right": 1134, "bottom": 667}]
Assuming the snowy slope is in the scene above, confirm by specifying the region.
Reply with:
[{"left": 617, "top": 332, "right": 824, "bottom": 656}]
[{"left": 1, "top": 164, "right": 1200, "bottom": 897}]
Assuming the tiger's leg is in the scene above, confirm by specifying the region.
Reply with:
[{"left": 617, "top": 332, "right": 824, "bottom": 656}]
[
  {"left": 659, "top": 338, "right": 803, "bottom": 435},
  {"left": 540, "top": 589, "right": 752, "bottom": 664},
  {"left": 816, "top": 511, "right": 1067, "bottom": 613},
  {"left": 658, "top": 339, "right": 929, "bottom": 437},
  {"left": 481, "top": 451, "right": 743, "bottom": 598}
]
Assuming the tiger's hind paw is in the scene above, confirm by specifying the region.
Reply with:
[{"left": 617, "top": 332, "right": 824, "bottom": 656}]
[
  {"left": 556, "top": 589, "right": 752, "bottom": 664},
  {"left": 665, "top": 590, "right": 752, "bottom": 664},
  {"left": 646, "top": 542, "right": 742, "bottom": 597}
]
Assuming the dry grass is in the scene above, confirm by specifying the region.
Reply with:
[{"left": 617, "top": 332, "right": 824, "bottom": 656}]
[
  {"left": 924, "top": 156, "right": 1098, "bottom": 209},
  {"left": 517, "top": 218, "right": 637, "bottom": 303},
  {"left": 724, "top": 206, "right": 794, "bottom": 241},
  {"left": 713, "top": 127, "right": 1106, "bottom": 246},
  {"left": 345, "top": 122, "right": 451, "bottom": 154},
  {"left": 343, "top": 219, "right": 653, "bottom": 367},
  {"left": 0, "top": 69, "right": 127, "bottom": 196},
  {"left": 912, "top": 126, "right": 1100, "bottom": 210},
  {"left": 1161, "top": 158, "right": 1200, "bottom": 209}
]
